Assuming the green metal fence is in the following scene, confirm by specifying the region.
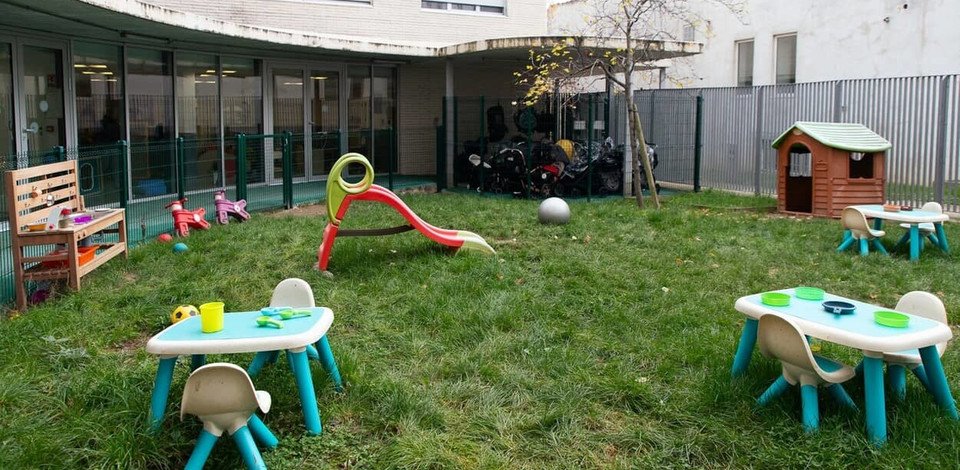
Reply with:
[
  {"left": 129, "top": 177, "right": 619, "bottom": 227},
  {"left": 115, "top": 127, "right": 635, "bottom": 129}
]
[{"left": 0, "top": 132, "right": 435, "bottom": 309}]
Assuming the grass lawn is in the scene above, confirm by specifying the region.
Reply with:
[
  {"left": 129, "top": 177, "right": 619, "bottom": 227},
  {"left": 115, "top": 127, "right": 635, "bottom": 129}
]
[{"left": 2, "top": 189, "right": 960, "bottom": 468}]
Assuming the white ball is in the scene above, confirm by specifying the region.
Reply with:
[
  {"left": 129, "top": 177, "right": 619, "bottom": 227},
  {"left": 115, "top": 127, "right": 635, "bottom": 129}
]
[{"left": 538, "top": 197, "right": 570, "bottom": 225}]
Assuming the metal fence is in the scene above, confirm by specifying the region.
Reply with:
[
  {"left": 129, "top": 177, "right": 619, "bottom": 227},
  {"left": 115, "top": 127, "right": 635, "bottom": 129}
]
[
  {"left": 0, "top": 132, "right": 434, "bottom": 309},
  {"left": 623, "top": 74, "right": 960, "bottom": 211}
]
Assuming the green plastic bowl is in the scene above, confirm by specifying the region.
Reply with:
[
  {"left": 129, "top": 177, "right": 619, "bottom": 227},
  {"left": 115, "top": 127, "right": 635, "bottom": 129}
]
[
  {"left": 795, "top": 287, "right": 825, "bottom": 301},
  {"left": 761, "top": 292, "right": 791, "bottom": 307},
  {"left": 875, "top": 311, "right": 910, "bottom": 328}
]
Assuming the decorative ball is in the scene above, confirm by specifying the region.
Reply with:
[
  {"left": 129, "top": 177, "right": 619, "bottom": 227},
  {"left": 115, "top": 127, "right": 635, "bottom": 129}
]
[
  {"left": 171, "top": 305, "right": 198, "bottom": 324},
  {"left": 173, "top": 242, "right": 189, "bottom": 253},
  {"left": 538, "top": 197, "right": 570, "bottom": 225},
  {"left": 158, "top": 233, "right": 173, "bottom": 243}
]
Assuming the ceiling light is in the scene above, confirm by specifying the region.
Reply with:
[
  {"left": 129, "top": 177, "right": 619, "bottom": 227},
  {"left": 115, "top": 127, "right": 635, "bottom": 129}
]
[
  {"left": 222, "top": 70, "right": 236, "bottom": 74},
  {"left": 90, "top": 78, "right": 103, "bottom": 82},
  {"left": 282, "top": 81, "right": 303, "bottom": 86},
  {"left": 89, "top": 64, "right": 108, "bottom": 69},
  {"left": 199, "top": 74, "right": 211, "bottom": 77},
  {"left": 311, "top": 76, "right": 327, "bottom": 80},
  {"left": 102, "top": 71, "right": 113, "bottom": 75},
  {"left": 205, "top": 69, "right": 216, "bottom": 73},
  {"left": 81, "top": 71, "right": 96, "bottom": 75},
  {"left": 106, "top": 78, "right": 118, "bottom": 82},
  {"left": 74, "top": 64, "right": 87, "bottom": 68}
]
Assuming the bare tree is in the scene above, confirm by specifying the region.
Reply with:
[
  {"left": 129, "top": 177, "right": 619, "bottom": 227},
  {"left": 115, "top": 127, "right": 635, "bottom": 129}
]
[{"left": 518, "top": 0, "right": 742, "bottom": 208}]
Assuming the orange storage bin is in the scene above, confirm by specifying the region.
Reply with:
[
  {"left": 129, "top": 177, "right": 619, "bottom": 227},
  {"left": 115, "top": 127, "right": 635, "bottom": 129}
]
[{"left": 42, "top": 245, "right": 98, "bottom": 269}]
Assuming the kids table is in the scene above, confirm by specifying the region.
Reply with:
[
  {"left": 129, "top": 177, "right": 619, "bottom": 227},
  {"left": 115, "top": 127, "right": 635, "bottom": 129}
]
[
  {"left": 844, "top": 204, "right": 949, "bottom": 261},
  {"left": 146, "top": 307, "right": 340, "bottom": 435},
  {"left": 730, "top": 288, "right": 957, "bottom": 445}
]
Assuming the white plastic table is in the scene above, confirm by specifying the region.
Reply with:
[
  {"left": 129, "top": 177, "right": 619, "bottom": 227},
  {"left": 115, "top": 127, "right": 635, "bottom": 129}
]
[
  {"left": 848, "top": 204, "right": 950, "bottom": 261},
  {"left": 146, "top": 307, "right": 341, "bottom": 435},
  {"left": 730, "top": 288, "right": 957, "bottom": 445}
]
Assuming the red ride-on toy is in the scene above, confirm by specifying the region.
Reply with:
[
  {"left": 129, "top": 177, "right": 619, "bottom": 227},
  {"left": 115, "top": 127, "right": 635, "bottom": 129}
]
[
  {"left": 165, "top": 198, "right": 210, "bottom": 237},
  {"left": 214, "top": 190, "right": 250, "bottom": 225}
]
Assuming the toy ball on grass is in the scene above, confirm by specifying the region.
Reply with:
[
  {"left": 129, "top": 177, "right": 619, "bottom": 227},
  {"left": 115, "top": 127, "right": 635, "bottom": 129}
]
[
  {"left": 171, "top": 305, "right": 198, "bottom": 324},
  {"left": 157, "top": 233, "right": 173, "bottom": 243},
  {"left": 538, "top": 197, "right": 570, "bottom": 225},
  {"left": 173, "top": 242, "right": 189, "bottom": 253}
]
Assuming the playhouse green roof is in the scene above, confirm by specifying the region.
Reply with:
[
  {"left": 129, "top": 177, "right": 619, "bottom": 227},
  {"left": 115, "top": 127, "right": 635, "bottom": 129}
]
[{"left": 771, "top": 122, "right": 892, "bottom": 153}]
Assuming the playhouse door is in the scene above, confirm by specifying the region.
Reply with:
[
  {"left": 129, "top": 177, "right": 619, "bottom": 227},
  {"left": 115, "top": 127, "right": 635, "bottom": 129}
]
[{"left": 785, "top": 152, "right": 812, "bottom": 213}]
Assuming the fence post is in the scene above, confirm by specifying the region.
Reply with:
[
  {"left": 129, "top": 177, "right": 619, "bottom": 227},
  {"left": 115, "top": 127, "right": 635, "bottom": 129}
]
[
  {"left": 525, "top": 109, "right": 532, "bottom": 199},
  {"left": 117, "top": 140, "right": 128, "bottom": 209},
  {"left": 753, "top": 87, "right": 765, "bottom": 196},
  {"left": 587, "top": 94, "right": 594, "bottom": 201},
  {"left": 55, "top": 146, "right": 65, "bottom": 162},
  {"left": 176, "top": 137, "right": 186, "bottom": 199},
  {"left": 236, "top": 133, "right": 247, "bottom": 202},
  {"left": 832, "top": 81, "right": 844, "bottom": 121},
  {"left": 282, "top": 131, "right": 293, "bottom": 209},
  {"left": 479, "top": 96, "right": 486, "bottom": 194},
  {"left": 934, "top": 75, "right": 951, "bottom": 204},
  {"left": 388, "top": 126, "right": 395, "bottom": 191},
  {"left": 694, "top": 94, "right": 704, "bottom": 192},
  {"left": 438, "top": 97, "right": 447, "bottom": 192}
]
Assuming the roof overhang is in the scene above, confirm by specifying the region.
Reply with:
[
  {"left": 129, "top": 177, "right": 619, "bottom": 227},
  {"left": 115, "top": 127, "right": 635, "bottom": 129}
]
[{"left": 0, "top": 0, "right": 702, "bottom": 64}]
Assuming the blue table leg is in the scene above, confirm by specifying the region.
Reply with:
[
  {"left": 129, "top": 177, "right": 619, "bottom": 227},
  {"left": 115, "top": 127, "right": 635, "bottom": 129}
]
[
  {"left": 863, "top": 355, "right": 887, "bottom": 445},
  {"left": 184, "top": 429, "right": 219, "bottom": 470},
  {"left": 232, "top": 425, "right": 267, "bottom": 470},
  {"left": 935, "top": 222, "right": 949, "bottom": 252},
  {"left": 911, "top": 365, "right": 932, "bottom": 393},
  {"left": 248, "top": 351, "right": 272, "bottom": 378},
  {"left": 919, "top": 345, "right": 958, "bottom": 419},
  {"left": 247, "top": 414, "right": 279, "bottom": 449},
  {"left": 191, "top": 354, "right": 206, "bottom": 371},
  {"left": 837, "top": 230, "right": 855, "bottom": 252},
  {"left": 731, "top": 318, "right": 758, "bottom": 377},
  {"left": 757, "top": 375, "right": 791, "bottom": 406},
  {"left": 888, "top": 364, "right": 907, "bottom": 401},
  {"left": 306, "top": 344, "right": 319, "bottom": 360},
  {"left": 287, "top": 348, "right": 323, "bottom": 435},
  {"left": 873, "top": 217, "right": 883, "bottom": 231},
  {"left": 801, "top": 384, "right": 820, "bottom": 433},
  {"left": 910, "top": 225, "right": 920, "bottom": 261},
  {"left": 149, "top": 356, "right": 177, "bottom": 431},
  {"left": 267, "top": 350, "right": 280, "bottom": 364},
  {"left": 317, "top": 335, "right": 344, "bottom": 392}
]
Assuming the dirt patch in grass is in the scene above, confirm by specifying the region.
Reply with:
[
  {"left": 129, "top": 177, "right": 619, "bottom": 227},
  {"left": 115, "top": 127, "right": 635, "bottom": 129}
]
[
  {"left": 269, "top": 204, "right": 328, "bottom": 218},
  {"left": 110, "top": 331, "right": 153, "bottom": 354}
]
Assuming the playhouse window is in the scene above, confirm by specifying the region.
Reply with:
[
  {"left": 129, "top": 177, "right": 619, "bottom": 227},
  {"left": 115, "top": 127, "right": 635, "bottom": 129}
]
[
  {"left": 849, "top": 152, "right": 874, "bottom": 179},
  {"left": 788, "top": 146, "right": 811, "bottom": 177}
]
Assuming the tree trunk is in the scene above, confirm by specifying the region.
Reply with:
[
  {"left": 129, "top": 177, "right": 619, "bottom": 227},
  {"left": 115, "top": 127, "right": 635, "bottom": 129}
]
[
  {"left": 624, "top": 56, "right": 644, "bottom": 207},
  {"left": 630, "top": 102, "right": 661, "bottom": 209}
]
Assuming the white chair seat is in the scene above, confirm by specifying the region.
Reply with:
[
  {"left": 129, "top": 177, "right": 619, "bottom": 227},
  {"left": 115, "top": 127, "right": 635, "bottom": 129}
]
[
  {"left": 813, "top": 355, "right": 857, "bottom": 384},
  {"left": 256, "top": 390, "right": 272, "bottom": 414},
  {"left": 867, "top": 228, "right": 885, "bottom": 238},
  {"left": 899, "top": 222, "right": 935, "bottom": 234}
]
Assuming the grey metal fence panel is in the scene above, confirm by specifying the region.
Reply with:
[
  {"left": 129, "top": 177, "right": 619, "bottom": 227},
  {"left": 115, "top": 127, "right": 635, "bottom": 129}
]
[
  {"left": 698, "top": 87, "right": 759, "bottom": 194},
  {"left": 636, "top": 89, "right": 698, "bottom": 186}
]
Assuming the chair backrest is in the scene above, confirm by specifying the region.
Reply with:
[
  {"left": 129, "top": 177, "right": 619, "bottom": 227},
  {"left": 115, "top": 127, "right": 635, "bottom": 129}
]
[
  {"left": 920, "top": 201, "right": 943, "bottom": 214},
  {"left": 180, "top": 363, "right": 264, "bottom": 421},
  {"left": 896, "top": 291, "right": 947, "bottom": 325},
  {"left": 4, "top": 160, "right": 82, "bottom": 233},
  {"left": 841, "top": 207, "right": 870, "bottom": 236},
  {"left": 758, "top": 314, "right": 818, "bottom": 372},
  {"left": 270, "top": 278, "right": 315, "bottom": 308}
]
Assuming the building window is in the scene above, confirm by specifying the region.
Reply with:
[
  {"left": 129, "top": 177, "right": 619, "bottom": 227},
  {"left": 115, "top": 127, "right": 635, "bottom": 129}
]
[
  {"left": 682, "top": 24, "right": 696, "bottom": 42},
  {"left": 221, "top": 57, "right": 263, "bottom": 184},
  {"left": 175, "top": 52, "right": 220, "bottom": 191},
  {"left": 775, "top": 34, "right": 797, "bottom": 84},
  {"left": 126, "top": 47, "right": 175, "bottom": 197},
  {"left": 736, "top": 39, "right": 754, "bottom": 87},
  {"left": 421, "top": 1, "right": 505, "bottom": 14}
]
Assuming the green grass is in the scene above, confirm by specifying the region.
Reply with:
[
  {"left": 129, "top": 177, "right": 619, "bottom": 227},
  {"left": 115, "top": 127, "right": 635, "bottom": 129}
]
[{"left": 1, "top": 189, "right": 959, "bottom": 468}]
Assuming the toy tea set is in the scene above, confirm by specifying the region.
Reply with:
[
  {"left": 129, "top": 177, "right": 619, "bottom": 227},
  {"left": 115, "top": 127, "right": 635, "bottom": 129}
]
[{"left": 760, "top": 287, "right": 910, "bottom": 328}]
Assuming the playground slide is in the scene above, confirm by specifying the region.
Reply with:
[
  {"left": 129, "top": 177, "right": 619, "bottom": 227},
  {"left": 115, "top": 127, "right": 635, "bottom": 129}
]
[{"left": 353, "top": 185, "right": 495, "bottom": 254}]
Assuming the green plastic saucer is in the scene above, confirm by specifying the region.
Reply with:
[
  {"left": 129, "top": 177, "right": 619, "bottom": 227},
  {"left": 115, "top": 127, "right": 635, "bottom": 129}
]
[
  {"left": 874, "top": 311, "right": 909, "bottom": 328},
  {"left": 761, "top": 292, "right": 791, "bottom": 307},
  {"left": 795, "top": 287, "right": 825, "bottom": 301}
]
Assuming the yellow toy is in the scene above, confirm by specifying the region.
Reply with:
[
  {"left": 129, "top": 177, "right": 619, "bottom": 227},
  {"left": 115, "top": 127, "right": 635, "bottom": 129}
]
[{"left": 171, "top": 305, "right": 199, "bottom": 324}]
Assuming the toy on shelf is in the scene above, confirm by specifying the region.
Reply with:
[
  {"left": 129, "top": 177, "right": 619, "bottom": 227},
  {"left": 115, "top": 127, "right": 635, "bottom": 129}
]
[
  {"left": 164, "top": 198, "right": 210, "bottom": 237},
  {"left": 171, "top": 304, "right": 199, "bottom": 324},
  {"left": 214, "top": 190, "right": 250, "bottom": 225},
  {"left": 316, "top": 153, "right": 495, "bottom": 271}
]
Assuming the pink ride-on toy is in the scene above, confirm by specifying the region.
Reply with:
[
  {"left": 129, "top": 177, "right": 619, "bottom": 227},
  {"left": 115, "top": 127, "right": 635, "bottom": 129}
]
[
  {"left": 165, "top": 198, "right": 211, "bottom": 237},
  {"left": 214, "top": 190, "right": 250, "bottom": 225}
]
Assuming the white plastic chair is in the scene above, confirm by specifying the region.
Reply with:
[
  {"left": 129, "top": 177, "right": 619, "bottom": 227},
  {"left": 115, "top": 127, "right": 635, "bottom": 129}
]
[
  {"left": 180, "top": 363, "right": 278, "bottom": 470},
  {"left": 756, "top": 314, "right": 857, "bottom": 433},
  {"left": 882, "top": 291, "right": 948, "bottom": 399},
  {"left": 894, "top": 202, "right": 942, "bottom": 251},
  {"left": 270, "top": 278, "right": 316, "bottom": 308},
  {"left": 838, "top": 207, "right": 888, "bottom": 256}
]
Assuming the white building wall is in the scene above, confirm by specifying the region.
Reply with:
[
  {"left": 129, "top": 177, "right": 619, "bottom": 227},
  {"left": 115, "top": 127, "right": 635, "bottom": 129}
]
[
  {"left": 550, "top": 0, "right": 960, "bottom": 88},
  {"left": 149, "top": 0, "right": 548, "bottom": 46}
]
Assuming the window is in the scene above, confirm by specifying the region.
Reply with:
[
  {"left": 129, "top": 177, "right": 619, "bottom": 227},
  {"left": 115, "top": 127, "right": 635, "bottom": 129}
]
[
  {"left": 775, "top": 34, "right": 797, "bottom": 84},
  {"left": 126, "top": 47, "right": 175, "bottom": 197},
  {"left": 74, "top": 42, "right": 124, "bottom": 148},
  {"left": 176, "top": 52, "right": 220, "bottom": 191},
  {"left": 221, "top": 58, "right": 263, "bottom": 184},
  {"left": 849, "top": 152, "right": 874, "bottom": 179},
  {"left": 736, "top": 40, "right": 754, "bottom": 86},
  {"left": 421, "top": 0, "right": 504, "bottom": 14},
  {"left": 682, "top": 24, "right": 696, "bottom": 42}
]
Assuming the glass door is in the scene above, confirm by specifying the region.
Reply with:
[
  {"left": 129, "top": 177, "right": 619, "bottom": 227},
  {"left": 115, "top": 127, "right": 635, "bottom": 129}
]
[
  {"left": 0, "top": 42, "right": 15, "bottom": 162},
  {"left": 271, "top": 67, "right": 306, "bottom": 183},
  {"left": 18, "top": 43, "right": 67, "bottom": 163},
  {"left": 309, "top": 68, "right": 340, "bottom": 177}
]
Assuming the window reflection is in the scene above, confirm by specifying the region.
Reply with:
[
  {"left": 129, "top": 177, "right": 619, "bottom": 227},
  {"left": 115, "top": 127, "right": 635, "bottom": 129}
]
[
  {"left": 222, "top": 58, "right": 263, "bottom": 185},
  {"left": 310, "top": 69, "right": 339, "bottom": 175},
  {"left": 176, "top": 52, "right": 220, "bottom": 191},
  {"left": 127, "top": 47, "right": 174, "bottom": 197}
]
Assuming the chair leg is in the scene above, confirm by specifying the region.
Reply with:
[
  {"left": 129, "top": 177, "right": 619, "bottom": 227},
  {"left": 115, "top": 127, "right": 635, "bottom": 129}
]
[
  {"left": 827, "top": 383, "right": 858, "bottom": 410},
  {"left": 859, "top": 238, "right": 869, "bottom": 256},
  {"left": 854, "top": 360, "right": 864, "bottom": 378},
  {"left": 801, "top": 384, "right": 819, "bottom": 433},
  {"left": 247, "top": 414, "right": 279, "bottom": 449},
  {"left": 935, "top": 222, "right": 949, "bottom": 252},
  {"left": 306, "top": 344, "right": 320, "bottom": 360},
  {"left": 317, "top": 335, "right": 344, "bottom": 392},
  {"left": 757, "top": 375, "right": 791, "bottom": 406},
  {"left": 267, "top": 350, "right": 281, "bottom": 364},
  {"left": 247, "top": 351, "right": 272, "bottom": 378},
  {"left": 888, "top": 364, "right": 907, "bottom": 401},
  {"left": 911, "top": 365, "right": 932, "bottom": 394},
  {"left": 232, "top": 425, "right": 267, "bottom": 470},
  {"left": 872, "top": 239, "right": 889, "bottom": 256},
  {"left": 191, "top": 354, "right": 206, "bottom": 371},
  {"left": 919, "top": 345, "right": 959, "bottom": 419},
  {"left": 837, "top": 232, "right": 856, "bottom": 252},
  {"left": 185, "top": 430, "right": 219, "bottom": 470}
]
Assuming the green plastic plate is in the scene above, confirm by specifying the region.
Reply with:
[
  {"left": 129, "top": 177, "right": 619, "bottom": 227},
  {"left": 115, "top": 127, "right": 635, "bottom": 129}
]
[
  {"left": 795, "top": 287, "right": 825, "bottom": 301},
  {"left": 761, "top": 292, "right": 791, "bottom": 307},
  {"left": 874, "top": 310, "right": 910, "bottom": 328}
]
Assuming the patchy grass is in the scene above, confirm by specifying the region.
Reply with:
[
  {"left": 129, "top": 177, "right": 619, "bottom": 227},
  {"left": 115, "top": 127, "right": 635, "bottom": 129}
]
[{"left": 1, "top": 189, "right": 959, "bottom": 468}]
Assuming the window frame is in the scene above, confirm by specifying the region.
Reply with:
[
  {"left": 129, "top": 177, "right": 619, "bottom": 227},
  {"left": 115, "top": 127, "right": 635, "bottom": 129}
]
[
  {"left": 421, "top": 0, "right": 506, "bottom": 16},
  {"left": 774, "top": 33, "right": 797, "bottom": 85},
  {"left": 735, "top": 38, "right": 754, "bottom": 87}
]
